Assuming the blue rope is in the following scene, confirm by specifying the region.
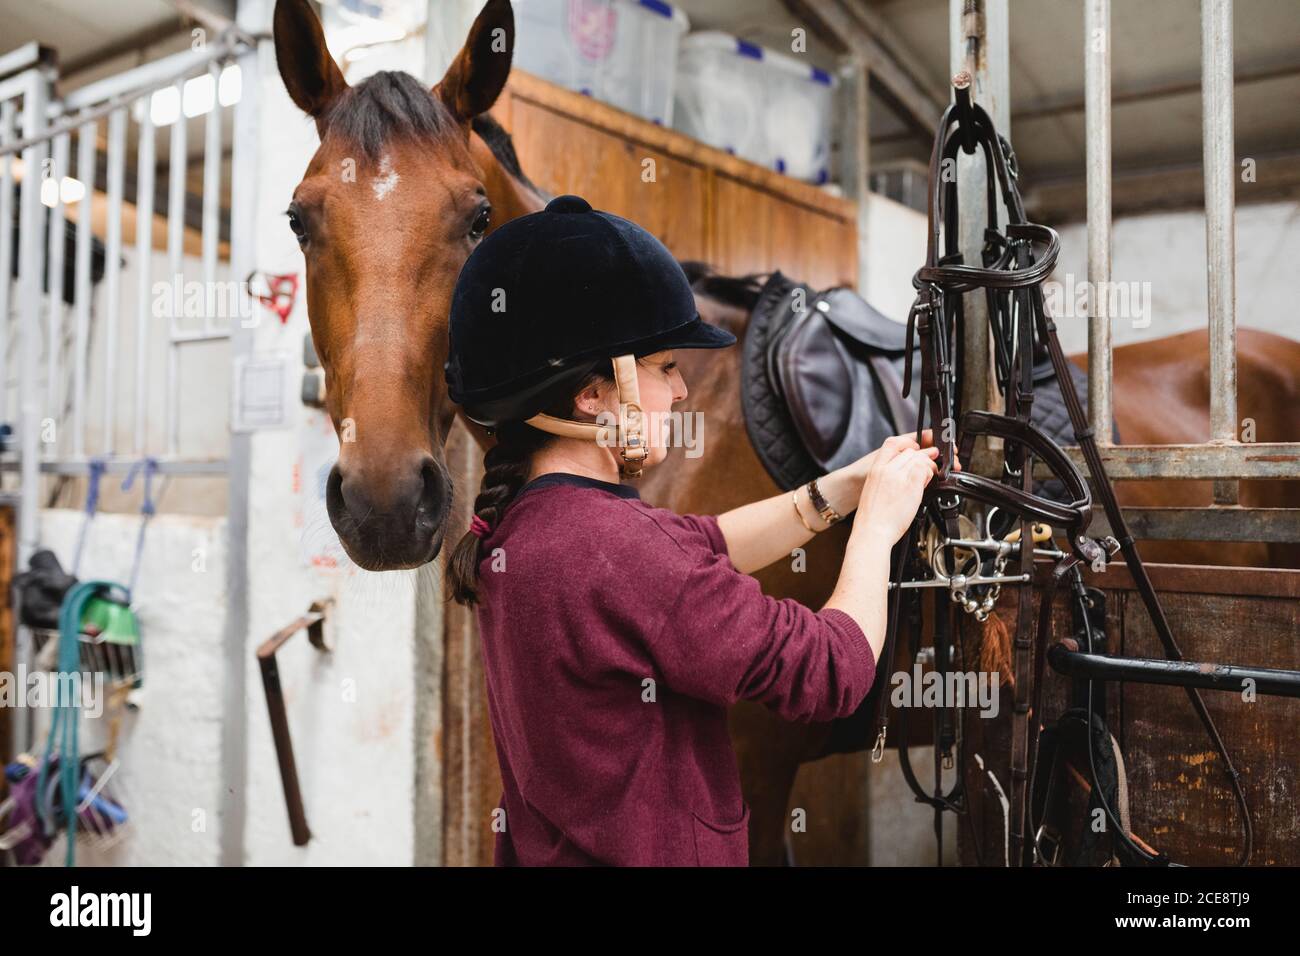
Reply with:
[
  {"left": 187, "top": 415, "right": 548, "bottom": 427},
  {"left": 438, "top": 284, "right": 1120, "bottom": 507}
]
[
  {"left": 121, "top": 458, "right": 158, "bottom": 600},
  {"left": 71, "top": 458, "right": 107, "bottom": 578}
]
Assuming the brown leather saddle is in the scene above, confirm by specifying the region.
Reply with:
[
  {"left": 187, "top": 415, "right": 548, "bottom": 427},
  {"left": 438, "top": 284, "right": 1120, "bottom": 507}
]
[{"left": 741, "top": 272, "right": 918, "bottom": 492}]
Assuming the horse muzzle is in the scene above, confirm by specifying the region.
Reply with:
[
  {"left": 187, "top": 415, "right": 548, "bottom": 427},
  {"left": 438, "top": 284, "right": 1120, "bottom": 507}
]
[{"left": 325, "top": 455, "right": 450, "bottom": 570}]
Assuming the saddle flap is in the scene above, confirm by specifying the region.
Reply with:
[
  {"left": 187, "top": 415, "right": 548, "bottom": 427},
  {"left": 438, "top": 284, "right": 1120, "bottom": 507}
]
[
  {"left": 773, "top": 309, "right": 854, "bottom": 465},
  {"left": 816, "top": 287, "right": 910, "bottom": 353}
]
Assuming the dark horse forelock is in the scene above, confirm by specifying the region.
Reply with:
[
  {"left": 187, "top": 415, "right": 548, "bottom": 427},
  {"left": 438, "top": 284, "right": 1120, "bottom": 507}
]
[{"left": 318, "top": 70, "right": 461, "bottom": 159}]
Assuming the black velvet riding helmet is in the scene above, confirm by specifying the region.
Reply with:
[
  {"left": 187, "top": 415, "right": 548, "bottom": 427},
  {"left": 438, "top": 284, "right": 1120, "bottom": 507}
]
[{"left": 445, "top": 194, "right": 736, "bottom": 430}]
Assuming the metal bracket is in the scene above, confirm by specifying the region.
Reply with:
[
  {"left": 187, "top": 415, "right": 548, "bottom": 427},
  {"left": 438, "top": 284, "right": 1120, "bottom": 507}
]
[{"left": 256, "top": 599, "right": 333, "bottom": 846}]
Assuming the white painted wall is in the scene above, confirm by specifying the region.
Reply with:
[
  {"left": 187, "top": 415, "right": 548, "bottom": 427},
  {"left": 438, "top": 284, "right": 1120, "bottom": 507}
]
[
  {"left": 858, "top": 193, "right": 1300, "bottom": 358},
  {"left": 1050, "top": 199, "right": 1300, "bottom": 353},
  {"left": 23, "top": 509, "right": 227, "bottom": 867},
  {"left": 860, "top": 191, "right": 928, "bottom": 320}
]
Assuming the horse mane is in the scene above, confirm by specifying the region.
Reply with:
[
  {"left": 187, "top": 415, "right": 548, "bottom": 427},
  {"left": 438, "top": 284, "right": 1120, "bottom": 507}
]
[
  {"left": 471, "top": 113, "right": 546, "bottom": 197},
  {"left": 679, "top": 261, "right": 767, "bottom": 311}
]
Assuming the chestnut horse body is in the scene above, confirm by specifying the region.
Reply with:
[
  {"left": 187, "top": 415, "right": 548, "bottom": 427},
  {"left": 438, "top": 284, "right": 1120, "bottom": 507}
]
[{"left": 274, "top": 0, "right": 1300, "bottom": 864}]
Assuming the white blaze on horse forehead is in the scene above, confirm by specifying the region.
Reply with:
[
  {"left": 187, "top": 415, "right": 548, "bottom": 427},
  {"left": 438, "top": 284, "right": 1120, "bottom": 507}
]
[{"left": 372, "top": 154, "right": 400, "bottom": 201}]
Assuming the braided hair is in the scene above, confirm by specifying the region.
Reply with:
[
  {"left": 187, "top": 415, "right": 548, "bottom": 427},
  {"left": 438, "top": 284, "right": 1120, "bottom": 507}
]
[{"left": 445, "top": 363, "right": 618, "bottom": 607}]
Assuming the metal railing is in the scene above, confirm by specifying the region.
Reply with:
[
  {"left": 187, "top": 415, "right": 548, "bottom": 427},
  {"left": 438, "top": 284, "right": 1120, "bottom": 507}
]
[
  {"left": 0, "top": 30, "right": 255, "bottom": 566},
  {"left": 1065, "top": 0, "right": 1298, "bottom": 542}
]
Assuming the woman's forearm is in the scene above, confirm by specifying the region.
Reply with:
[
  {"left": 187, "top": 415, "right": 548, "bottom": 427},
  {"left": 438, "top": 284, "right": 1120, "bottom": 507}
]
[
  {"left": 821, "top": 524, "right": 893, "bottom": 662},
  {"left": 713, "top": 467, "right": 862, "bottom": 574}
]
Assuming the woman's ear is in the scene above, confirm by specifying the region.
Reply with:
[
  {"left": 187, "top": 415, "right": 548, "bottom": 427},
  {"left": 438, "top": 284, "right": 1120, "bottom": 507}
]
[{"left": 573, "top": 380, "right": 609, "bottom": 419}]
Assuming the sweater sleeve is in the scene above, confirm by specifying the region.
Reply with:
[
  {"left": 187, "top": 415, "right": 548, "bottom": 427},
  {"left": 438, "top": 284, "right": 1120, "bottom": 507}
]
[
  {"left": 675, "top": 512, "right": 729, "bottom": 556},
  {"left": 642, "top": 549, "right": 876, "bottom": 723}
]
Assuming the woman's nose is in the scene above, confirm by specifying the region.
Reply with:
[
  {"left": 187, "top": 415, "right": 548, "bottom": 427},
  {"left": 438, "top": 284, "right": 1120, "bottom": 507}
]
[{"left": 672, "top": 370, "right": 688, "bottom": 403}]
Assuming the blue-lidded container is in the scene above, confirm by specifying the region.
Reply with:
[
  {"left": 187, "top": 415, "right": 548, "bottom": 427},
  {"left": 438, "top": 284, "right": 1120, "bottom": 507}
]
[
  {"left": 673, "top": 31, "right": 837, "bottom": 184},
  {"left": 512, "top": 0, "right": 690, "bottom": 125}
]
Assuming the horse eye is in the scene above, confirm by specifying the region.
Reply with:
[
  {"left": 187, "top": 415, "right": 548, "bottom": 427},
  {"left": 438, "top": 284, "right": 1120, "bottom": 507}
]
[
  {"left": 469, "top": 206, "right": 491, "bottom": 240},
  {"left": 286, "top": 209, "right": 307, "bottom": 245}
]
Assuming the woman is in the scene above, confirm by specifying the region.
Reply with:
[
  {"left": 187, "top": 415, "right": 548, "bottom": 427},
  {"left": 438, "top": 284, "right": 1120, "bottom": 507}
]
[{"left": 444, "top": 195, "right": 940, "bottom": 866}]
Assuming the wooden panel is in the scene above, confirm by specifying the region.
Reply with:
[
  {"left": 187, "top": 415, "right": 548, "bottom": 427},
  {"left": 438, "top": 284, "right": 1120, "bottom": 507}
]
[
  {"left": 440, "top": 421, "right": 499, "bottom": 866},
  {"left": 1121, "top": 588, "right": 1300, "bottom": 865},
  {"left": 0, "top": 507, "right": 13, "bottom": 780},
  {"left": 506, "top": 96, "right": 710, "bottom": 262},
  {"left": 505, "top": 69, "right": 856, "bottom": 220},
  {"left": 712, "top": 175, "right": 857, "bottom": 289},
  {"left": 961, "top": 563, "right": 1300, "bottom": 866}
]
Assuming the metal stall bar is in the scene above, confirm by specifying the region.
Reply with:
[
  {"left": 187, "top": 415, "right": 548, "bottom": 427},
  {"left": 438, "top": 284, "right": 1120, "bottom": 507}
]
[
  {"left": 201, "top": 61, "right": 222, "bottom": 336},
  {"left": 134, "top": 108, "right": 155, "bottom": 455},
  {"left": 102, "top": 107, "right": 126, "bottom": 456},
  {"left": 16, "top": 68, "right": 49, "bottom": 567},
  {"left": 1049, "top": 640, "right": 1300, "bottom": 699},
  {"left": 220, "top": 17, "right": 260, "bottom": 866},
  {"left": 73, "top": 120, "right": 94, "bottom": 459},
  {"left": 950, "top": 0, "right": 1010, "bottom": 475},
  {"left": 1202, "top": 0, "right": 1238, "bottom": 505},
  {"left": 256, "top": 601, "right": 333, "bottom": 848},
  {"left": 165, "top": 76, "right": 186, "bottom": 457},
  {"left": 1085, "top": 0, "right": 1112, "bottom": 445},
  {"left": 46, "top": 131, "right": 70, "bottom": 458},
  {"left": 0, "top": 100, "right": 15, "bottom": 427}
]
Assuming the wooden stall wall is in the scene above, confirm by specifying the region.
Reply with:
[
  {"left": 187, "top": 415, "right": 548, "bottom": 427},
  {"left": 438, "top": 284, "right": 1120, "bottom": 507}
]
[
  {"left": 0, "top": 507, "right": 14, "bottom": 777},
  {"left": 441, "top": 71, "right": 861, "bottom": 866},
  {"left": 963, "top": 564, "right": 1300, "bottom": 866}
]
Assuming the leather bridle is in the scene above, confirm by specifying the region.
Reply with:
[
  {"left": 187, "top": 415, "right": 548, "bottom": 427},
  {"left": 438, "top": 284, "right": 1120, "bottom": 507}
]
[{"left": 870, "top": 79, "right": 1252, "bottom": 868}]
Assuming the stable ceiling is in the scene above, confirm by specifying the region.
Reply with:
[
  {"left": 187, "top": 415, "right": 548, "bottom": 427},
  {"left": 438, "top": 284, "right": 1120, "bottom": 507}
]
[{"left": 4, "top": 0, "right": 1298, "bottom": 221}]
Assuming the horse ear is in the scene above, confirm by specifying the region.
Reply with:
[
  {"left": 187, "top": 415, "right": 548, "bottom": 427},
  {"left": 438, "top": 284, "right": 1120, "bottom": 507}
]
[
  {"left": 434, "top": 0, "right": 515, "bottom": 124},
  {"left": 273, "top": 0, "right": 348, "bottom": 135}
]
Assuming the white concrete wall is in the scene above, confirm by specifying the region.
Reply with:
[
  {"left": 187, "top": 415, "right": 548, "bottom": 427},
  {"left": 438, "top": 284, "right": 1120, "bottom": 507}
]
[
  {"left": 858, "top": 194, "right": 1300, "bottom": 355},
  {"left": 1050, "top": 199, "right": 1300, "bottom": 353},
  {"left": 860, "top": 191, "right": 929, "bottom": 320},
  {"left": 24, "top": 509, "right": 227, "bottom": 866}
]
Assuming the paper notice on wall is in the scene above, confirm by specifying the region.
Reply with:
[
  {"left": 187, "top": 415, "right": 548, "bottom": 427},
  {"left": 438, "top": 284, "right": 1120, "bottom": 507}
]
[{"left": 231, "top": 352, "right": 291, "bottom": 431}]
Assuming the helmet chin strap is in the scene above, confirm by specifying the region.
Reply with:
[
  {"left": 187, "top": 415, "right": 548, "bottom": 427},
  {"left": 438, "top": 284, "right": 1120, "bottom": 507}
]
[{"left": 524, "top": 354, "right": 648, "bottom": 478}]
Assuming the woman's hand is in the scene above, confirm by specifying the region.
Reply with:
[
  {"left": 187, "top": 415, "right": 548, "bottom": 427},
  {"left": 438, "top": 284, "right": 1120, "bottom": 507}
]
[
  {"left": 857, "top": 444, "right": 940, "bottom": 546},
  {"left": 843, "top": 429, "right": 957, "bottom": 494}
]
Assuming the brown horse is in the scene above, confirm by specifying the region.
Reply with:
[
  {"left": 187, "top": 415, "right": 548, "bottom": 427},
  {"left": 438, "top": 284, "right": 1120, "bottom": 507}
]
[
  {"left": 1075, "top": 329, "right": 1300, "bottom": 569},
  {"left": 275, "top": 0, "right": 1300, "bottom": 864}
]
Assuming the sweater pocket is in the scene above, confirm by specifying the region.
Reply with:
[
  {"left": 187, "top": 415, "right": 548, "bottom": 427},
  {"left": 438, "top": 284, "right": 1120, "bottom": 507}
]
[{"left": 690, "top": 803, "right": 750, "bottom": 867}]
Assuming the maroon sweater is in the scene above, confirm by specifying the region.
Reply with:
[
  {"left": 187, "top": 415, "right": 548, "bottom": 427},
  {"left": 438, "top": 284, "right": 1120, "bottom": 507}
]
[{"left": 474, "top": 472, "right": 877, "bottom": 866}]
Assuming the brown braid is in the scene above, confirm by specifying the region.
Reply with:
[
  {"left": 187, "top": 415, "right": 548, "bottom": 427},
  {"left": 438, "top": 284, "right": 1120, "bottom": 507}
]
[{"left": 445, "top": 365, "right": 616, "bottom": 606}]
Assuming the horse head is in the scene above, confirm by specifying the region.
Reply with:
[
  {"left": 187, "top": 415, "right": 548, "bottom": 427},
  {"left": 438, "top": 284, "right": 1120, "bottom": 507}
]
[{"left": 273, "top": 0, "right": 539, "bottom": 570}]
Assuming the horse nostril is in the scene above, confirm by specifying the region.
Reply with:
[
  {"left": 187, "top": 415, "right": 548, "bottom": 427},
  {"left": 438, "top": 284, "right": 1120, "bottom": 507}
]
[
  {"left": 418, "top": 457, "right": 444, "bottom": 519},
  {"left": 326, "top": 464, "right": 346, "bottom": 515}
]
